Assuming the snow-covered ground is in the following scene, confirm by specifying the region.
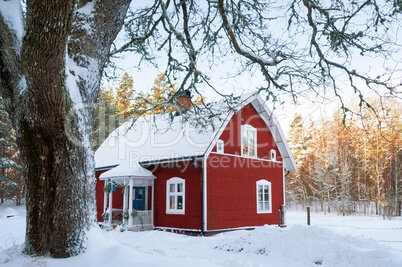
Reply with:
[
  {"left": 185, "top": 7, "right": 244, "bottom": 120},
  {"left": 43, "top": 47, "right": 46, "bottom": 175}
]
[
  {"left": 287, "top": 210, "right": 402, "bottom": 252},
  {"left": 1, "top": 203, "right": 401, "bottom": 267}
]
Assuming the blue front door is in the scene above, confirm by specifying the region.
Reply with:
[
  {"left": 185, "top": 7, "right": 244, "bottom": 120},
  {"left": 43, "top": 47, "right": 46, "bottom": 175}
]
[{"left": 133, "top": 186, "right": 146, "bottom": 210}]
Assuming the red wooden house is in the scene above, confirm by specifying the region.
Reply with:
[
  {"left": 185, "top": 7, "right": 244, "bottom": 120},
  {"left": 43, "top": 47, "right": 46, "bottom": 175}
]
[{"left": 95, "top": 92, "right": 296, "bottom": 233}]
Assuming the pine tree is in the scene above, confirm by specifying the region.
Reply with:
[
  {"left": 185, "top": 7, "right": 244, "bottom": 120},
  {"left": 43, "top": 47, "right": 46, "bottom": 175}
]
[
  {"left": 288, "top": 114, "right": 304, "bottom": 163},
  {"left": 93, "top": 89, "right": 119, "bottom": 149},
  {"left": 138, "top": 73, "right": 177, "bottom": 115},
  {"left": 115, "top": 72, "right": 134, "bottom": 116},
  {"left": 286, "top": 114, "right": 313, "bottom": 205}
]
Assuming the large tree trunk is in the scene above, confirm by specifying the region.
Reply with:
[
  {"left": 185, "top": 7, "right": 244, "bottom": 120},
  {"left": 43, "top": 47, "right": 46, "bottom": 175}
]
[{"left": 0, "top": 0, "right": 130, "bottom": 257}]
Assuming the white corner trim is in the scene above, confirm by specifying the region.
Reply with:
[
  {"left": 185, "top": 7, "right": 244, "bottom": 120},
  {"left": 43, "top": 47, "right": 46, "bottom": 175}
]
[
  {"left": 203, "top": 157, "right": 207, "bottom": 232},
  {"left": 282, "top": 165, "right": 286, "bottom": 205}
]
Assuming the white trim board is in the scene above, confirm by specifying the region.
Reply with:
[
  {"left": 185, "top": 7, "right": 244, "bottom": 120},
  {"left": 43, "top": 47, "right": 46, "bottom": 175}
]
[
  {"left": 206, "top": 225, "right": 261, "bottom": 232},
  {"left": 156, "top": 226, "right": 202, "bottom": 232},
  {"left": 209, "top": 152, "right": 282, "bottom": 164},
  {"left": 203, "top": 157, "right": 207, "bottom": 232}
]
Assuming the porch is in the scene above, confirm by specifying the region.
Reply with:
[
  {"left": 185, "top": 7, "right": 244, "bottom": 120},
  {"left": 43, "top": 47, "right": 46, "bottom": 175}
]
[{"left": 99, "top": 162, "right": 156, "bottom": 231}]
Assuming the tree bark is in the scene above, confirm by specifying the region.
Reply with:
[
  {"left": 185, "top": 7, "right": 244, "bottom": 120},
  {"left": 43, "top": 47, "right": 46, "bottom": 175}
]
[{"left": 0, "top": 0, "right": 130, "bottom": 257}]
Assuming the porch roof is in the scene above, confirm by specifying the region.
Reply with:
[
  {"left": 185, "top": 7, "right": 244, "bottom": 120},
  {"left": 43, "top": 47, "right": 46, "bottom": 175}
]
[{"left": 99, "top": 162, "right": 156, "bottom": 180}]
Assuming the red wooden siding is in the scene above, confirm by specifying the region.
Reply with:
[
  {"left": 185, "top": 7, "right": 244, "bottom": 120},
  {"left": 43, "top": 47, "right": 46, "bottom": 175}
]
[
  {"left": 206, "top": 103, "right": 284, "bottom": 230},
  {"left": 152, "top": 160, "right": 202, "bottom": 230},
  {"left": 211, "top": 103, "right": 281, "bottom": 161},
  {"left": 94, "top": 102, "right": 287, "bottom": 231},
  {"left": 95, "top": 169, "right": 124, "bottom": 222},
  {"left": 206, "top": 154, "right": 283, "bottom": 230}
]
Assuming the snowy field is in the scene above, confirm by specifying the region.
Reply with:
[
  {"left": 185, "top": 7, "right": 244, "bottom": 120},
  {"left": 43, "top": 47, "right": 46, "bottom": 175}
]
[{"left": 1, "top": 203, "right": 401, "bottom": 267}]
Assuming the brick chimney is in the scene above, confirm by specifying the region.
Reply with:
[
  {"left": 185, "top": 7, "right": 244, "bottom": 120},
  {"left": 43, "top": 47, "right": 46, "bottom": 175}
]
[{"left": 176, "top": 90, "right": 192, "bottom": 110}]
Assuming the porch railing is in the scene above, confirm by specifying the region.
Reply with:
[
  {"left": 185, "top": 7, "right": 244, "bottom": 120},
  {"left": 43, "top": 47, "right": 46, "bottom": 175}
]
[{"left": 132, "top": 210, "right": 153, "bottom": 226}]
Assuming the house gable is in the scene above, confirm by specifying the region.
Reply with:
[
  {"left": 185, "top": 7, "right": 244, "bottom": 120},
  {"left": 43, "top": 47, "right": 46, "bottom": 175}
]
[
  {"left": 210, "top": 102, "right": 282, "bottom": 161},
  {"left": 205, "top": 95, "right": 296, "bottom": 171}
]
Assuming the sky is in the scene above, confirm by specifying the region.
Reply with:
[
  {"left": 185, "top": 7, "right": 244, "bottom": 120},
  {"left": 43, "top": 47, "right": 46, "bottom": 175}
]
[{"left": 101, "top": 1, "right": 401, "bottom": 135}]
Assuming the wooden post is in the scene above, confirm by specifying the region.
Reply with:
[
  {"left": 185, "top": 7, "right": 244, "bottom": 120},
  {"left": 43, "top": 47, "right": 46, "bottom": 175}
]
[
  {"left": 108, "top": 188, "right": 113, "bottom": 225},
  {"left": 128, "top": 179, "right": 134, "bottom": 226},
  {"left": 307, "top": 207, "right": 310, "bottom": 226},
  {"left": 123, "top": 182, "right": 128, "bottom": 225},
  {"left": 152, "top": 180, "right": 154, "bottom": 228},
  {"left": 103, "top": 180, "right": 107, "bottom": 214}
]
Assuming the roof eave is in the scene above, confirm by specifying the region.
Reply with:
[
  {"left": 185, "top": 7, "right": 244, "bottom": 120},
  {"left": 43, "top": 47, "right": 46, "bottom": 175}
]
[{"left": 139, "top": 154, "right": 205, "bottom": 166}]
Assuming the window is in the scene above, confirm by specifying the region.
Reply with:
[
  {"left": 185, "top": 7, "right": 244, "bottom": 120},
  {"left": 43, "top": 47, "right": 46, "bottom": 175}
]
[
  {"left": 241, "top": 124, "right": 257, "bottom": 157},
  {"left": 270, "top": 149, "right": 276, "bottom": 161},
  {"left": 166, "top": 177, "right": 185, "bottom": 214},
  {"left": 256, "top": 180, "right": 272, "bottom": 213},
  {"left": 217, "top": 139, "right": 224, "bottom": 153}
]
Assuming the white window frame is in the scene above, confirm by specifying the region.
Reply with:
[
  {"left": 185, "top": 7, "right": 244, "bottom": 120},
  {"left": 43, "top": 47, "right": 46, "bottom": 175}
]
[
  {"left": 256, "top": 179, "right": 272, "bottom": 213},
  {"left": 217, "top": 139, "right": 224, "bottom": 153},
  {"left": 270, "top": 149, "right": 276, "bottom": 161},
  {"left": 166, "top": 177, "right": 185, "bottom": 214},
  {"left": 241, "top": 124, "right": 257, "bottom": 157}
]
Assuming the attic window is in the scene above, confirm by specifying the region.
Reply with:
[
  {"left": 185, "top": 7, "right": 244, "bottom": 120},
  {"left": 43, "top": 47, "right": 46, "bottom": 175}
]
[
  {"left": 270, "top": 149, "right": 276, "bottom": 161},
  {"left": 217, "top": 139, "right": 224, "bottom": 153},
  {"left": 241, "top": 124, "right": 257, "bottom": 157}
]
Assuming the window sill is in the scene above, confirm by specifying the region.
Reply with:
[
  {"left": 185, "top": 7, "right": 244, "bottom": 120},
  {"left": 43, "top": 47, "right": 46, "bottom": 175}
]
[
  {"left": 166, "top": 210, "right": 185, "bottom": 215},
  {"left": 257, "top": 210, "right": 272, "bottom": 214},
  {"left": 241, "top": 154, "right": 258, "bottom": 158}
]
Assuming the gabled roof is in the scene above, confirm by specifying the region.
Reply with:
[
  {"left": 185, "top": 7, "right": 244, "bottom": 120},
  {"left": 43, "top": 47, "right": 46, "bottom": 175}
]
[
  {"left": 95, "top": 92, "right": 297, "bottom": 171},
  {"left": 251, "top": 95, "right": 297, "bottom": 171}
]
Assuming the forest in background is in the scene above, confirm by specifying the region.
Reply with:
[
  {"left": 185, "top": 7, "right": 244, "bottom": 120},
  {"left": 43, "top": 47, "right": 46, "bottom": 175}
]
[
  {"left": 1, "top": 73, "right": 400, "bottom": 218},
  {"left": 286, "top": 99, "right": 401, "bottom": 217}
]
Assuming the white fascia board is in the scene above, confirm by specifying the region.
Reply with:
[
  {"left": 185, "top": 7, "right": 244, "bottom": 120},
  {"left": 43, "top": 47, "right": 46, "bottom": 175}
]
[{"left": 253, "top": 95, "right": 297, "bottom": 171}]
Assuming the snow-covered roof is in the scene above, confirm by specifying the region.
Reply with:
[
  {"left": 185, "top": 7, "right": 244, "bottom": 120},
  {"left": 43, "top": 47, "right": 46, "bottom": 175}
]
[
  {"left": 95, "top": 108, "right": 225, "bottom": 169},
  {"left": 99, "top": 162, "right": 155, "bottom": 180},
  {"left": 95, "top": 92, "right": 297, "bottom": 171}
]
